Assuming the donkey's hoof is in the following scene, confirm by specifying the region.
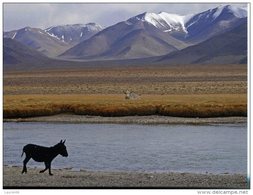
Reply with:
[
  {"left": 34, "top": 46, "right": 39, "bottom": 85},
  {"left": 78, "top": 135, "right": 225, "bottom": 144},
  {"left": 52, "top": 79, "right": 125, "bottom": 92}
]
[{"left": 21, "top": 170, "right": 27, "bottom": 174}]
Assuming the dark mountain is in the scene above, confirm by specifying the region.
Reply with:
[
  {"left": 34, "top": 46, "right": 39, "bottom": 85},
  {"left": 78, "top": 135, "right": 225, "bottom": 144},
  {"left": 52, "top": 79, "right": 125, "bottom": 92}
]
[
  {"left": 3, "top": 38, "right": 156, "bottom": 72},
  {"left": 181, "top": 5, "right": 247, "bottom": 44},
  {"left": 4, "top": 27, "right": 70, "bottom": 57},
  {"left": 158, "top": 20, "right": 247, "bottom": 65},
  {"left": 100, "top": 29, "right": 178, "bottom": 59},
  {"left": 60, "top": 16, "right": 188, "bottom": 59},
  {"left": 61, "top": 5, "right": 247, "bottom": 60},
  {"left": 3, "top": 16, "right": 247, "bottom": 73},
  {"left": 3, "top": 4, "right": 248, "bottom": 68},
  {"left": 3, "top": 38, "right": 51, "bottom": 71},
  {"left": 44, "top": 23, "right": 103, "bottom": 45}
]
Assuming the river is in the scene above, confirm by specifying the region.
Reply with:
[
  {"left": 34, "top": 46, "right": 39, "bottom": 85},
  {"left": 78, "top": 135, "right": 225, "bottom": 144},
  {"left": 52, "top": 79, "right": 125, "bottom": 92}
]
[{"left": 3, "top": 122, "right": 247, "bottom": 174}]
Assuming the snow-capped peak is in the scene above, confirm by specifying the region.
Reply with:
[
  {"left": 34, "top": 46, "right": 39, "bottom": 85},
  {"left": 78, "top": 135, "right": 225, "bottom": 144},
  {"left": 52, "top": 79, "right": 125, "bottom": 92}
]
[
  {"left": 127, "top": 5, "right": 247, "bottom": 35},
  {"left": 212, "top": 4, "right": 247, "bottom": 20},
  {"left": 85, "top": 23, "right": 103, "bottom": 32},
  {"left": 44, "top": 23, "right": 103, "bottom": 44},
  {"left": 224, "top": 5, "right": 247, "bottom": 18},
  {"left": 158, "top": 12, "right": 193, "bottom": 33},
  {"left": 45, "top": 23, "right": 102, "bottom": 32},
  {"left": 128, "top": 11, "right": 192, "bottom": 33},
  {"left": 86, "top": 22, "right": 103, "bottom": 28}
]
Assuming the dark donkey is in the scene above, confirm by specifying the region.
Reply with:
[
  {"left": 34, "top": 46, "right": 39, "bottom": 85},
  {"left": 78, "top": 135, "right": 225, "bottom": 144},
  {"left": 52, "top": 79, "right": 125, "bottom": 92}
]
[{"left": 21, "top": 140, "right": 68, "bottom": 175}]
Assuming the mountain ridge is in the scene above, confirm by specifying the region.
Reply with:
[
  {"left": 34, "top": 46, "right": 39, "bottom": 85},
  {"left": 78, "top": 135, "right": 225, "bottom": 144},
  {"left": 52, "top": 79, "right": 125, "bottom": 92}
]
[
  {"left": 4, "top": 23, "right": 103, "bottom": 57},
  {"left": 3, "top": 4, "right": 248, "bottom": 69},
  {"left": 61, "top": 4, "right": 247, "bottom": 60},
  {"left": 157, "top": 20, "right": 247, "bottom": 65},
  {"left": 4, "top": 26, "right": 70, "bottom": 57},
  {"left": 3, "top": 38, "right": 51, "bottom": 71},
  {"left": 44, "top": 23, "right": 103, "bottom": 45}
]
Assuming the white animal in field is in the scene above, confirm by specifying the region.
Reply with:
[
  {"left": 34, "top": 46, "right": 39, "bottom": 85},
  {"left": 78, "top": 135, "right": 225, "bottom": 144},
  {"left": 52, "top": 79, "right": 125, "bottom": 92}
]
[{"left": 124, "top": 90, "right": 140, "bottom": 100}]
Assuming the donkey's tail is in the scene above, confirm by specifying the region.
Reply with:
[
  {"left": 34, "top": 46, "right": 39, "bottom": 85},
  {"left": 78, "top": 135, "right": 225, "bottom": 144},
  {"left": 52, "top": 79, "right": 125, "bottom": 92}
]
[
  {"left": 21, "top": 148, "right": 25, "bottom": 157},
  {"left": 21, "top": 145, "right": 28, "bottom": 157}
]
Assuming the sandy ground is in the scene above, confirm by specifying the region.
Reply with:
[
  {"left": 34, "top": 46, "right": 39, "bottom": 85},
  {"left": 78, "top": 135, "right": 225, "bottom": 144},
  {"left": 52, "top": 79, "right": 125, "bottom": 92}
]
[
  {"left": 3, "top": 166, "right": 248, "bottom": 189},
  {"left": 4, "top": 114, "right": 247, "bottom": 125}
]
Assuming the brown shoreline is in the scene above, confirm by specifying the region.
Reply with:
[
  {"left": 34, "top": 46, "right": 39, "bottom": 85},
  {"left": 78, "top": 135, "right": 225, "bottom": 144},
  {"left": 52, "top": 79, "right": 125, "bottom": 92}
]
[
  {"left": 3, "top": 166, "right": 248, "bottom": 188},
  {"left": 4, "top": 114, "right": 247, "bottom": 125}
]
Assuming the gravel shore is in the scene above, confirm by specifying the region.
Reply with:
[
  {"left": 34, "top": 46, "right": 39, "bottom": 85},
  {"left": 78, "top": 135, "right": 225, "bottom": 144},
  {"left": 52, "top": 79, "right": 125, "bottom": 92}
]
[
  {"left": 3, "top": 166, "right": 248, "bottom": 189},
  {"left": 4, "top": 114, "right": 247, "bottom": 125}
]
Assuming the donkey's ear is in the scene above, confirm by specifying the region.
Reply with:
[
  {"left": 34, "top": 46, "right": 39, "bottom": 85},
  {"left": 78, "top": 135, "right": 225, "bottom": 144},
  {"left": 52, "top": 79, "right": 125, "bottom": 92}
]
[
  {"left": 60, "top": 140, "right": 63, "bottom": 143},
  {"left": 63, "top": 139, "right": 66, "bottom": 144}
]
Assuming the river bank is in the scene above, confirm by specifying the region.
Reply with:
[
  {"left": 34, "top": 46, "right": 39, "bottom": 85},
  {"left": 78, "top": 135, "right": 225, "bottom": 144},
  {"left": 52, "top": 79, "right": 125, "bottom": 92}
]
[
  {"left": 4, "top": 114, "right": 247, "bottom": 125},
  {"left": 3, "top": 166, "right": 248, "bottom": 188}
]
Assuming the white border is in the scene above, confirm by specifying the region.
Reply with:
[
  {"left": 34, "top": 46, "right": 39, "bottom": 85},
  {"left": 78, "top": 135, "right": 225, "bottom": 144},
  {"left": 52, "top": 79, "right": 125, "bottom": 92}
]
[{"left": 1, "top": 1, "right": 251, "bottom": 195}]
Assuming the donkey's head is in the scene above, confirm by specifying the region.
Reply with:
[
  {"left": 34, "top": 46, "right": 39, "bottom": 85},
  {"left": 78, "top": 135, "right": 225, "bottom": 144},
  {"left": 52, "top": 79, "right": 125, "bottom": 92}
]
[{"left": 54, "top": 140, "right": 68, "bottom": 157}]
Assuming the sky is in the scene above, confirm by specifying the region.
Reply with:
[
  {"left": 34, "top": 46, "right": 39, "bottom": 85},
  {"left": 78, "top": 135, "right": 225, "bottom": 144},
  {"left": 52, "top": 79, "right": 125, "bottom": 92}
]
[{"left": 3, "top": 2, "right": 248, "bottom": 31}]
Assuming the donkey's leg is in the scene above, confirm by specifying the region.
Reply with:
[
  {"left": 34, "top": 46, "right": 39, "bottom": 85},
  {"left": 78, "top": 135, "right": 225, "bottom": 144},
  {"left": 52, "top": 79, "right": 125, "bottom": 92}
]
[
  {"left": 48, "top": 162, "right": 53, "bottom": 176},
  {"left": 22, "top": 155, "right": 31, "bottom": 174},
  {"left": 40, "top": 162, "right": 49, "bottom": 173}
]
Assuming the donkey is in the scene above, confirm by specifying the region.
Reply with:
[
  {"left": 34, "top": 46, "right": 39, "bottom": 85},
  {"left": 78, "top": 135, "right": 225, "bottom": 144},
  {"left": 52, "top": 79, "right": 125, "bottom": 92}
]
[
  {"left": 21, "top": 140, "right": 68, "bottom": 175},
  {"left": 124, "top": 90, "right": 140, "bottom": 100}
]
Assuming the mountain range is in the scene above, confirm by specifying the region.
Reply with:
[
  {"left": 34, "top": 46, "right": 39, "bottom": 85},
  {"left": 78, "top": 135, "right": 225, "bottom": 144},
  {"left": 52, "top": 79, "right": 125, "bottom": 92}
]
[
  {"left": 44, "top": 23, "right": 103, "bottom": 45},
  {"left": 4, "top": 23, "right": 102, "bottom": 57},
  {"left": 157, "top": 20, "right": 247, "bottom": 65},
  {"left": 3, "top": 38, "right": 51, "bottom": 71},
  {"left": 3, "top": 4, "right": 248, "bottom": 70}
]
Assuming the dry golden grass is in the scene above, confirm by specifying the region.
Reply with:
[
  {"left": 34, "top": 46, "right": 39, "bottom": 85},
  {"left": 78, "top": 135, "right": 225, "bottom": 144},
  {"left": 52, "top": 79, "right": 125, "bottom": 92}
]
[
  {"left": 3, "top": 94, "right": 247, "bottom": 118},
  {"left": 3, "top": 66, "right": 247, "bottom": 118}
]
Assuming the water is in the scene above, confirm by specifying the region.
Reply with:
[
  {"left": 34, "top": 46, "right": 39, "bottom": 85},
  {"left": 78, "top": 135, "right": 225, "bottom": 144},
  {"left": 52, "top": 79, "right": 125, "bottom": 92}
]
[{"left": 3, "top": 122, "right": 247, "bottom": 174}]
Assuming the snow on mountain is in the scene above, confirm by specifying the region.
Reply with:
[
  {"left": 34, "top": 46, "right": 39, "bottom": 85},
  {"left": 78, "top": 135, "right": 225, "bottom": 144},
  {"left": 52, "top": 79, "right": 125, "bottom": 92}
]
[
  {"left": 212, "top": 5, "right": 247, "bottom": 19},
  {"left": 127, "top": 4, "right": 247, "bottom": 37},
  {"left": 182, "top": 4, "right": 247, "bottom": 43},
  {"left": 127, "top": 12, "right": 192, "bottom": 33},
  {"left": 158, "top": 12, "right": 193, "bottom": 33},
  {"left": 45, "top": 23, "right": 103, "bottom": 45},
  {"left": 4, "top": 4, "right": 247, "bottom": 61},
  {"left": 61, "top": 4, "right": 247, "bottom": 60},
  {"left": 3, "top": 26, "right": 71, "bottom": 57},
  {"left": 185, "top": 4, "right": 247, "bottom": 29}
]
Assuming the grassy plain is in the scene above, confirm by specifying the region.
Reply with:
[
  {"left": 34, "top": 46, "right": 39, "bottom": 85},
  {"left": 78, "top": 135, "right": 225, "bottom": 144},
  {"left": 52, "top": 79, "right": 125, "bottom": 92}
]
[{"left": 3, "top": 65, "right": 247, "bottom": 118}]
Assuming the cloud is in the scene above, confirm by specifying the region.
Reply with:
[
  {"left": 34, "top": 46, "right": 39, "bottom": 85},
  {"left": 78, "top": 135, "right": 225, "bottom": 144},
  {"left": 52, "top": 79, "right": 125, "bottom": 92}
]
[
  {"left": 4, "top": 4, "right": 50, "bottom": 30},
  {"left": 3, "top": 3, "right": 248, "bottom": 31}
]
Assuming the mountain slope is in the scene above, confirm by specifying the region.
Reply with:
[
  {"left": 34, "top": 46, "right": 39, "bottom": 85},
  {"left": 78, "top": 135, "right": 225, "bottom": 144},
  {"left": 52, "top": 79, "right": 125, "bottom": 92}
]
[
  {"left": 61, "top": 5, "right": 246, "bottom": 60},
  {"left": 126, "top": 5, "right": 247, "bottom": 44},
  {"left": 101, "top": 29, "right": 178, "bottom": 59},
  {"left": 127, "top": 11, "right": 191, "bottom": 34},
  {"left": 4, "top": 27, "right": 70, "bottom": 57},
  {"left": 61, "top": 14, "right": 188, "bottom": 59},
  {"left": 158, "top": 20, "right": 247, "bottom": 65},
  {"left": 3, "top": 4, "right": 247, "bottom": 64},
  {"left": 183, "top": 5, "right": 247, "bottom": 43},
  {"left": 3, "top": 38, "right": 51, "bottom": 70},
  {"left": 44, "top": 23, "right": 103, "bottom": 45}
]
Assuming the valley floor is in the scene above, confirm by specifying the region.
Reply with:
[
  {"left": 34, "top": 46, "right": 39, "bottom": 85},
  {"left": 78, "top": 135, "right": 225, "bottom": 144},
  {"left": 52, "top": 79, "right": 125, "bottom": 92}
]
[
  {"left": 3, "top": 65, "right": 247, "bottom": 119},
  {"left": 4, "top": 65, "right": 247, "bottom": 95}
]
